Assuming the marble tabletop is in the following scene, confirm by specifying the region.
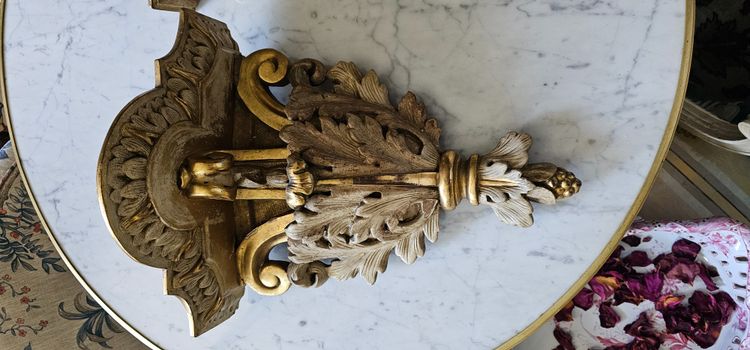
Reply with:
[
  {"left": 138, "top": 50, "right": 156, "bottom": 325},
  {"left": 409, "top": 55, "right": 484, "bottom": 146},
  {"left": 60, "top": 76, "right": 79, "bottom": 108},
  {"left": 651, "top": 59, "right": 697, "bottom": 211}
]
[{"left": 3, "top": 0, "right": 690, "bottom": 349}]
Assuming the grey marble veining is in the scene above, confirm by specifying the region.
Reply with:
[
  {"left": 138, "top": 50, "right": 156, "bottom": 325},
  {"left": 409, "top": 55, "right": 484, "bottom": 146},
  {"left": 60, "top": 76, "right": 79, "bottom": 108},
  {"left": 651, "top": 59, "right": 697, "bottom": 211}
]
[{"left": 4, "top": 0, "right": 687, "bottom": 349}]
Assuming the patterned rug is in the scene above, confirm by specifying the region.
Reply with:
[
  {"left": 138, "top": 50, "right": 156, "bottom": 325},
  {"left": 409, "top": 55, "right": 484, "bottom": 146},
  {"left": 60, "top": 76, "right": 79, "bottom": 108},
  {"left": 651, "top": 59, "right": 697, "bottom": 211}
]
[{"left": 0, "top": 160, "right": 145, "bottom": 349}]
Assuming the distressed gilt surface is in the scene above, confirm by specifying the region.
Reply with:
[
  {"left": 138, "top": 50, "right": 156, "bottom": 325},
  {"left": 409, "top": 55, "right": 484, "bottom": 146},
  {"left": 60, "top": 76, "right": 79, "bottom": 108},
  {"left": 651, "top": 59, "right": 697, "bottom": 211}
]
[
  {"left": 96, "top": 8, "right": 581, "bottom": 335},
  {"left": 150, "top": 0, "right": 200, "bottom": 12},
  {"left": 97, "top": 10, "right": 243, "bottom": 336},
  {"left": 279, "top": 60, "right": 443, "bottom": 285},
  {"left": 276, "top": 60, "right": 580, "bottom": 287}
]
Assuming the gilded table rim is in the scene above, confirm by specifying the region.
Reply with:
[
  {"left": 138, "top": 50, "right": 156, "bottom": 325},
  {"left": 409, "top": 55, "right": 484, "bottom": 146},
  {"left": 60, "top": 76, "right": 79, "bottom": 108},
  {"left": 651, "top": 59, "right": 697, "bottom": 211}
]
[{"left": 0, "top": 1, "right": 696, "bottom": 349}]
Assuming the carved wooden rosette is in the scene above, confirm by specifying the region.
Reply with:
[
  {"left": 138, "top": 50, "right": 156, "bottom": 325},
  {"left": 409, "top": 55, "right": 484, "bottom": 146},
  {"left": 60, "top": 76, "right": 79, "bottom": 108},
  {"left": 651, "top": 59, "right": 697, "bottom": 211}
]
[{"left": 98, "top": 9, "right": 581, "bottom": 336}]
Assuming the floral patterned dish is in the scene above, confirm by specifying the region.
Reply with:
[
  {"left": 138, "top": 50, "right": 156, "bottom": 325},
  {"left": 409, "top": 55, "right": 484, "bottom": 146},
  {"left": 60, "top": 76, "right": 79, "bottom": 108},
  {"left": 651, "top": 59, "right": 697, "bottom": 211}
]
[{"left": 518, "top": 218, "right": 750, "bottom": 350}]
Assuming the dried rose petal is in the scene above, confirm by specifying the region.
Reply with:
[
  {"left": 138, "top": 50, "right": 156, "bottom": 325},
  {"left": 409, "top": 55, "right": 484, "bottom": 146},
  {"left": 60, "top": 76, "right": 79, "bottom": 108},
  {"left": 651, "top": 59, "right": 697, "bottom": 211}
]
[
  {"left": 659, "top": 291, "right": 739, "bottom": 348},
  {"left": 697, "top": 264, "right": 718, "bottom": 291},
  {"left": 672, "top": 239, "right": 701, "bottom": 260},
  {"left": 656, "top": 247, "right": 719, "bottom": 291},
  {"left": 612, "top": 244, "right": 625, "bottom": 258},
  {"left": 665, "top": 261, "right": 701, "bottom": 284},
  {"left": 555, "top": 302, "right": 574, "bottom": 322},
  {"left": 615, "top": 271, "right": 664, "bottom": 305},
  {"left": 600, "top": 265, "right": 627, "bottom": 280},
  {"left": 654, "top": 253, "right": 697, "bottom": 273},
  {"left": 602, "top": 246, "right": 632, "bottom": 276},
  {"left": 624, "top": 312, "right": 659, "bottom": 338},
  {"left": 614, "top": 286, "right": 643, "bottom": 306},
  {"left": 553, "top": 326, "right": 575, "bottom": 350},
  {"left": 690, "top": 323, "right": 723, "bottom": 348},
  {"left": 599, "top": 302, "right": 620, "bottom": 328},
  {"left": 603, "top": 270, "right": 625, "bottom": 281},
  {"left": 623, "top": 251, "right": 652, "bottom": 267},
  {"left": 714, "top": 291, "right": 737, "bottom": 324},
  {"left": 653, "top": 253, "right": 677, "bottom": 272},
  {"left": 590, "top": 275, "right": 621, "bottom": 301},
  {"left": 573, "top": 288, "right": 595, "bottom": 310},
  {"left": 622, "top": 235, "right": 642, "bottom": 247},
  {"left": 655, "top": 294, "right": 684, "bottom": 311},
  {"left": 663, "top": 305, "right": 695, "bottom": 334},
  {"left": 582, "top": 236, "right": 733, "bottom": 349},
  {"left": 631, "top": 272, "right": 663, "bottom": 302},
  {"left": 622, "top": 313, "right": 664, "bottom": 350},
  {"left": 689, "top": 291, "right": 722, "bottom": 322}
]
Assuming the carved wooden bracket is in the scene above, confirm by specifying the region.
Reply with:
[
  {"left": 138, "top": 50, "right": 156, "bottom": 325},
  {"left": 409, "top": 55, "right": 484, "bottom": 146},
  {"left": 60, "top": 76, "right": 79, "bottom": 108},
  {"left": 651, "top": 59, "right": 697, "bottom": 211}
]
[
  {"left": 97, "top": 9, "right": 581, "bottom": 336},
  {"left": 150, "top": 0, "right": 200, "bottom": 11}
]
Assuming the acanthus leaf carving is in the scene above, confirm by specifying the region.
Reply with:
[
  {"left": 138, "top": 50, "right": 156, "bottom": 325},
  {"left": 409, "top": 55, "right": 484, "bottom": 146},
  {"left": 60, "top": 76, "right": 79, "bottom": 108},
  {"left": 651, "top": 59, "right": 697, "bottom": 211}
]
[
  {"left": 477, "top": 132, "right": 556, "bottom": 227},
  {"left": 281, "top": 61, "right": 441, "bottom": 178},
  {"left": 280, "top": 60, "right": 445, "bottom": 286},
  {"left": 287, "top": 186, "right": 439, "bottom": 285},
  {"left": 328, "top": 62, "right": 390, "bottom": 107}
]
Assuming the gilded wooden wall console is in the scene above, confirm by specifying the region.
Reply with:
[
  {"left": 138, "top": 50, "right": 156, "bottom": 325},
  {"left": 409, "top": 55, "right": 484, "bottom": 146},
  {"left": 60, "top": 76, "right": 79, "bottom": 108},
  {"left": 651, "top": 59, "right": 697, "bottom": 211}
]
[{"left": 97, "top": 10, "right": 581, "bottom": 336}]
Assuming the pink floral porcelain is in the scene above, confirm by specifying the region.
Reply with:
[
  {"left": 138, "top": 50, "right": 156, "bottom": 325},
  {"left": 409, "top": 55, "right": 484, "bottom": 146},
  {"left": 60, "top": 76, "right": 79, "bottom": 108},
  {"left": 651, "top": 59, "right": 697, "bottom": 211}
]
[{"left": 519, "top": 217, "right": 750, "bottom": 350}]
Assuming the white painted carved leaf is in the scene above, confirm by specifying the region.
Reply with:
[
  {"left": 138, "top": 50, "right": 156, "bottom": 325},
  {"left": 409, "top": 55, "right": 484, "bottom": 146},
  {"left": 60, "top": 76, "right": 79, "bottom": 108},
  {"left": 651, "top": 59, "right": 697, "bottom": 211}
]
[{"left": 281, "top": 61, "right": 443, "bottom": 285}]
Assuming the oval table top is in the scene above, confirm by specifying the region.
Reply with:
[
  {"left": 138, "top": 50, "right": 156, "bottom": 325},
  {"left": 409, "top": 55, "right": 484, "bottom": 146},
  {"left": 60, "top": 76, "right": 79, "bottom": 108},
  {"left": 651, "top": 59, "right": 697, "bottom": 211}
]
[{"left": 2, "top": 0, "right": 692, "bottom": 349}]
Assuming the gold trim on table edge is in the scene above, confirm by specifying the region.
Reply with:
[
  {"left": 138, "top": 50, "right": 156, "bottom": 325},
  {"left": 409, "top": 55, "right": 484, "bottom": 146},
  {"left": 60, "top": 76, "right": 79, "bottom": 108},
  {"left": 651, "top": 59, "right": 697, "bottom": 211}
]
[{"left": 0, "top": 1, "right": 695, "bottom": 349}]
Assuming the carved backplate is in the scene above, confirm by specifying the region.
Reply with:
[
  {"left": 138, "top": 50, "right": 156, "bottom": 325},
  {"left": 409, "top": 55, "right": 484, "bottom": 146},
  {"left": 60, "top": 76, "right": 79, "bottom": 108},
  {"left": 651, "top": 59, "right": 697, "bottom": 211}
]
[
  {"left": 97, "top": 10, "right": 287, "bottom": 336},
  {"left": 150, "top": 0, "right": 200, "bottom": 11}
]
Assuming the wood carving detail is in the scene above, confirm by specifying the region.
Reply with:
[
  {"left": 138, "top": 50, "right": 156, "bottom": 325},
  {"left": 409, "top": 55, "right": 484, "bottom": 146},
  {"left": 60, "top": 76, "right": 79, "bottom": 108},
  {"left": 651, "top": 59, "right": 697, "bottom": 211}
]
[
  {"left": 477, "top": 132, "right": 556, "bottom": 227},
  {"left": 273, "top": 59, "right": 581, "bottom": 287},
  {"left": 288, "top": 186, "right": 439, "bottom": 284},
  {"left": 282, "top": 61, "right": 441, "bottom": 178},
  {"left": 99, "top": 9, "right": 583, "bottom": 335},
  {"left": 277, "top": 61, "right": 443, "bottom": 285},
  {"left": 98, "top": 10, "right": 242, "bottom": 336},
  {"left": 150, "top": 0, "right": 200, "bottom": 12}
]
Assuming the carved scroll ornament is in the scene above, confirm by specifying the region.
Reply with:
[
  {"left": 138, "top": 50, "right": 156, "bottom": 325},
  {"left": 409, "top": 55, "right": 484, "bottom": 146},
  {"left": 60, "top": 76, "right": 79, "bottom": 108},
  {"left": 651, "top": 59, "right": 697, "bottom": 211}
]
[{"left": 97, "top": 9, "right": 581, "bottom": 335}]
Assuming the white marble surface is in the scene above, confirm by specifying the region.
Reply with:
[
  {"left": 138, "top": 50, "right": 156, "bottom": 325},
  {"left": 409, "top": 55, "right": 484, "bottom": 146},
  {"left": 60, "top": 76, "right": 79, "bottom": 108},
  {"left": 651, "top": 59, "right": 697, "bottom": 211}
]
[{"left": 3, "top": 0, "right": 688, "bottom": 349}]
